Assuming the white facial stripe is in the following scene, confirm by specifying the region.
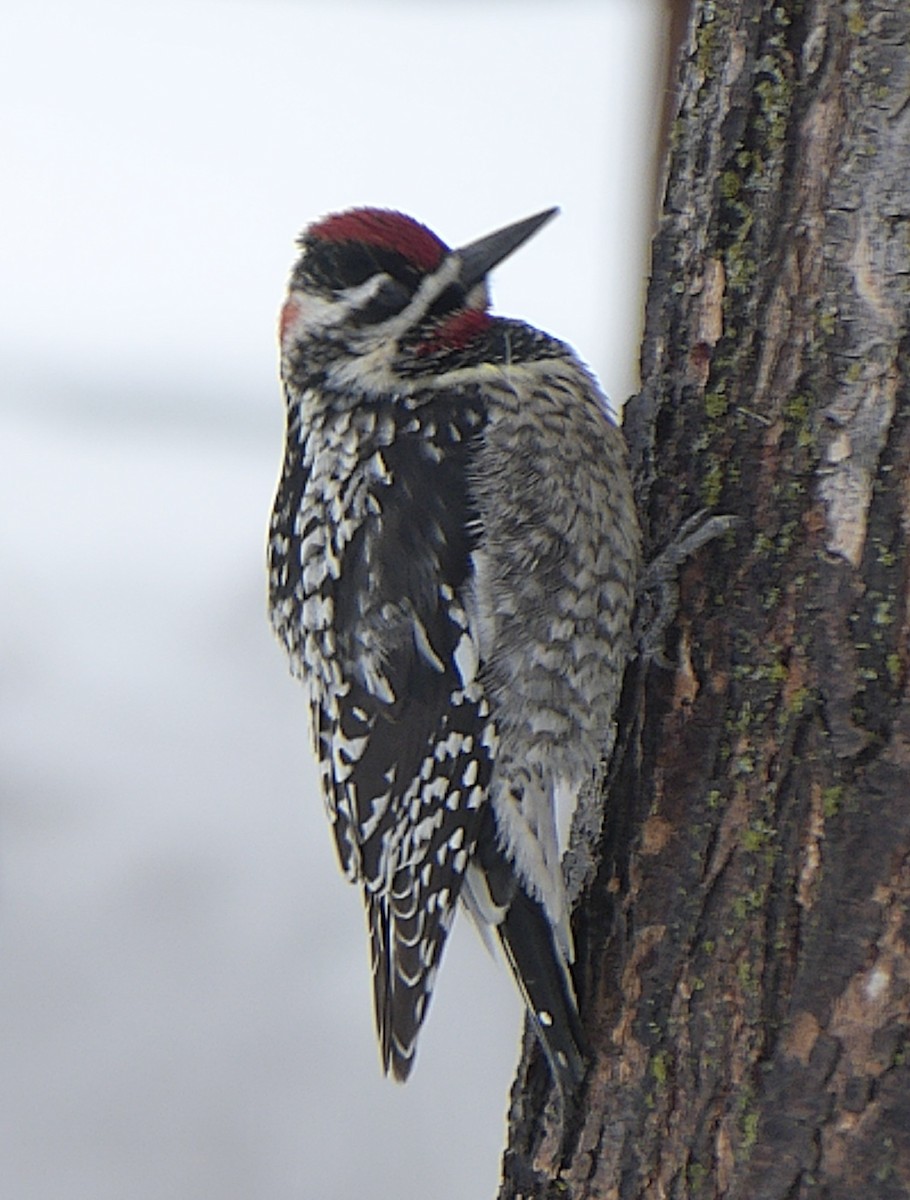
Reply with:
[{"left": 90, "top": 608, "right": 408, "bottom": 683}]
[
  {"left": 280, "top": 275, "right": 387, "bottom": 351},
  {"left": 282, "top": 252, "right": 467, "bottom": 396},
  {"left": 379, "top": 253, "right": 461, "bottom": 341},
  {"left": 325, "top": 256, "right": 463, "bottom": 393}
]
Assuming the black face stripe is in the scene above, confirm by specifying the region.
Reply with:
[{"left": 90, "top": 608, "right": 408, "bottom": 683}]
[
  {"left": 425, "top": 283, "right": 468, "bottom": 321},
  {"left": 351, "top": 278, "right": 413, "bottom": 327},
  {"left": 327, "top": 242, "right": 377, "bottom": 289},
  {"left": 297, "top": 238, "right": 433, "bottom": 297}
]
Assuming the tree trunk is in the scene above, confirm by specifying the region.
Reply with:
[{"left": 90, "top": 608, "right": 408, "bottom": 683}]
[{"left": 499, "top": 2, "right": 910, "bottom": 1196}]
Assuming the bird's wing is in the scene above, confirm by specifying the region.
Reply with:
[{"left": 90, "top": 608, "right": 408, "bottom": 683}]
[{"left": 315, "top": 389, "right": 497, "bottom": 1078}]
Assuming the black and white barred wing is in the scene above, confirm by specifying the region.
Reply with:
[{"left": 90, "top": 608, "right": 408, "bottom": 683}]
[{"left": 313, "top": 395, "right": 496, "bottom": 1080}]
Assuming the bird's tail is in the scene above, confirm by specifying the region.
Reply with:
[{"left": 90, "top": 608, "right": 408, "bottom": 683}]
[
  {"left": 367, "top": 873, "right": 460, "bottom": 1083},
  {"left": 461, "top": 806, "right": 586, "bottom": 1097},
  {"left": 497, "top": 884, "right": 587, "bottom": 1095}
]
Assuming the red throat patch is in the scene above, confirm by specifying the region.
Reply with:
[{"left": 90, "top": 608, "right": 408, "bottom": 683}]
[
  {"left": 308, "top": 209, "right": 448, "bottom": 273},
  {"left": 415, "top": 309, "right": 491, "bottom": 357}
]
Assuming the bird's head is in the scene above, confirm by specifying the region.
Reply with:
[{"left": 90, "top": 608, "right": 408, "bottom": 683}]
[{"left": 279, "top": 206, "right": 557, "bottom": 387}]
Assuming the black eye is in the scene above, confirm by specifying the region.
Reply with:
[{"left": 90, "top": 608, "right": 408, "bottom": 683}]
[{"left": 353, "top": 278, "right": 413, "bottom": 326}]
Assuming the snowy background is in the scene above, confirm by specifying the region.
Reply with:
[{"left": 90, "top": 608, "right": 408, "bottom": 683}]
[{"left": 0, "top": 3, "right": 663, "bottom": 1197}]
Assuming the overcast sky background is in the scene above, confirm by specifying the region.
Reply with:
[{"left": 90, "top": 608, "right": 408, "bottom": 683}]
[{"left": 0, "top": 3, "right": 664, "bottom": 1197}]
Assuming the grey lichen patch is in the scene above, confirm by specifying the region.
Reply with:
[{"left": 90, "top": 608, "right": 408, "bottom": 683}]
[
  {"left": 816, "top": 10, "right": 910, "bottom": 566},
  {"left": 819, "top": 207, "right": 904, "bottom": 560},
  {"left": 818, "top": 349, "right": 900, "bottom": 568}
]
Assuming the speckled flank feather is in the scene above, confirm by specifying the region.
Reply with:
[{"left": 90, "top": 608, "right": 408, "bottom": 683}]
[{"left": 268, "top": 207, "right": 640, "bottom": 1092}]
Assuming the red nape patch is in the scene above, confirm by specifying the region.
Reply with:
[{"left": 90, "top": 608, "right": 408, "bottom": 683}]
[
  {"left": 308, "top": 208, "right": 447, "bottom": 272},
  {"left": 279, "top": 295, "right": 301, "bottom": 342},
  {"left": 415, "top": 309, "right": 491, "bottom": 357}
]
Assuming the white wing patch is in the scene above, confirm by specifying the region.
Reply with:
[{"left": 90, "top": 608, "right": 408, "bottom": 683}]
[{"left": 453, "top": 630, "right": 479, "bottom": 689}]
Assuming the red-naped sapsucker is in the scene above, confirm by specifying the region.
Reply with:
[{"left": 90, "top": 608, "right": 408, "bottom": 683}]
[{"left": 268, "top": 207, "right": 640, "bottom": 1095}]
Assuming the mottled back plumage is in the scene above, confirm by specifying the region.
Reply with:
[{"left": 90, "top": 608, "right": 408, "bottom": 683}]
[{"left": 268, "top": 207, "right": 640, "bottom": 1091}]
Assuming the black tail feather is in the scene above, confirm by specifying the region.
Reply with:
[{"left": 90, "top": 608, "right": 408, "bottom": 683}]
[
  {"left": 367, "top": 883, "right": 449, "bottom": 1083},
  {"left": 498, "top": 885, "right": 587, "bottom": 1097}
]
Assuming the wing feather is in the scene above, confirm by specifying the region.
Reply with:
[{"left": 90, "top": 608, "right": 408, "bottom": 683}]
[{"left": 312, "top": 389, "right": 495, "bottom": 1073}]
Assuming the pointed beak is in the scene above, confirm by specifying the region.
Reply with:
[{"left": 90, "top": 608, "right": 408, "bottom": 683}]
[{"left": 454, "top": 207, "right": 559, "bottom": 291}]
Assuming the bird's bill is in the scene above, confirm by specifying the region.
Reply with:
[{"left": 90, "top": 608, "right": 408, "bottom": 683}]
[{"left": 455, "top": 207, "right": 558, "bottom": 291}]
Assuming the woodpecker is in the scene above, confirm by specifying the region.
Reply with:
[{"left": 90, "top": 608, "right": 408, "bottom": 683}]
[{"left": 268, "top": 207, "right": 640, "bottom": 1094}]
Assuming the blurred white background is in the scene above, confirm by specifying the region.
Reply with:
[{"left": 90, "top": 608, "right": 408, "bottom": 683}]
[{"left": 0, "top": 2, "right": 664, "bottom": 1197}]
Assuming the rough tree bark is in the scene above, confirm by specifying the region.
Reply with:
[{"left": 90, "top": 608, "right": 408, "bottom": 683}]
[{"left": 499, "top": 2, "right": 910, "bottom": 1197}]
